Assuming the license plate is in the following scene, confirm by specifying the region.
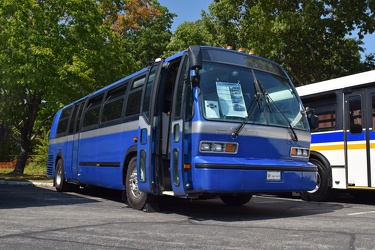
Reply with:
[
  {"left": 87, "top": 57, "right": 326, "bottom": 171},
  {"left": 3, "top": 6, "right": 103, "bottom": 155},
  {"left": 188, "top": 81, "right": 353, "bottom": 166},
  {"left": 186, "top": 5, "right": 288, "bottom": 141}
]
[{"left": 266, "top": 171, "right": 281, "bottom": 181}]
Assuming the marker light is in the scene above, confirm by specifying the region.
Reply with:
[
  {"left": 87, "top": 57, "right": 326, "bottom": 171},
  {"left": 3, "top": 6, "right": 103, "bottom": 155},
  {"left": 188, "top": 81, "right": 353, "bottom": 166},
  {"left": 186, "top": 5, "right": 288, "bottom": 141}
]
[
  {"left": 200, "top": 141, "right": 238, "bottom": 153},
  {"left": 290, "top": 147, "right": 310, "bottom": 158}
]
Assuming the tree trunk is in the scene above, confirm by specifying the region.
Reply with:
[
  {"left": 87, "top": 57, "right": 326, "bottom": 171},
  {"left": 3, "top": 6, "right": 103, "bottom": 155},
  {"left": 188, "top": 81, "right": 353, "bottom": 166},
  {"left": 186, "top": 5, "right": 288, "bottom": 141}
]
[
  {"left": 11, "top": 91, "right": 41, "bottom": 175},
  {"left": 12, "top": 142, "right": 30, "bottom": 175}
]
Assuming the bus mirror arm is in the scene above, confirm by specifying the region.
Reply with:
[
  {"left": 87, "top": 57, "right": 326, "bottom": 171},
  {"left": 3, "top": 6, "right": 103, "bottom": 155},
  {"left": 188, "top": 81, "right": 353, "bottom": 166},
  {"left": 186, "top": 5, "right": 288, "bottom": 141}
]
[
  {"left": 188, "top": 46, "right": 202, "bottom": 87},
  {"left": 190, "top": 68, "right": 200, "bottom": 87},
  {"left": 306, "top": 107, "right": 318, "bottom": 130}
]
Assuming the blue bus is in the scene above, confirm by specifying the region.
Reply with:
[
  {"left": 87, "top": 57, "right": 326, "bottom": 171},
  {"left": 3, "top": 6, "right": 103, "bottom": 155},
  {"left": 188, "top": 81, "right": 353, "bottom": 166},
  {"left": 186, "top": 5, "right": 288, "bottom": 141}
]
[{"left": 47, "top": 46, "right": 317, "bottom": 210}]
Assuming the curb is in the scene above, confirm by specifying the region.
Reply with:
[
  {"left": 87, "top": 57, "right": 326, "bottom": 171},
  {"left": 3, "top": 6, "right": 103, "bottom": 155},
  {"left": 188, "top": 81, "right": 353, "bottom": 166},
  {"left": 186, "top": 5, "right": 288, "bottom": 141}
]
[{"left": 0, "top": 180, "right": 53, "bottom": 187}]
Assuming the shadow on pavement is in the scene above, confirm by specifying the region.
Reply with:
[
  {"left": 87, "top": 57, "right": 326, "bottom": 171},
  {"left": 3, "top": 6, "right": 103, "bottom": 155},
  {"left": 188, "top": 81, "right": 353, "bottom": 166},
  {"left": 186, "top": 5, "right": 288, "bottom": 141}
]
[
  {"left": 0, "top": 185, "right": 100, "bottom": 209},
  {"left": 3, "top": 183, "right": 375, "bottom": 222}
]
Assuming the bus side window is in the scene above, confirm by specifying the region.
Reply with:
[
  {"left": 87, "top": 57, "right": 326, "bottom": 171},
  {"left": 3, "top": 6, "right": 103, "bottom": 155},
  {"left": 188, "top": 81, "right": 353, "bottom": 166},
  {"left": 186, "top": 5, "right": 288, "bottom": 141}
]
[
  {"left": 302, "top": 93, "right": 337, "bottom": 131},
  {"left": 75, "top": 102, "right": 84, "bottom": 133},
  {"left": 56, "top": 107, "right": 73, "bottom": 137},
  {"left": 82, "top": 94, "right": 104, "bottom": 130},
  {"left": 69, "top": 104, "right": 79, "bottom": 134},
  {"left": 125, "top": 76, "right": 145, "bottom": 119},
  {"left": 348, "top": 95, "right": 362, "bottom": 134},
  {"left": 101, "top": 83, "right": 127, "bottom": 124},
  {"left": 372, "top": 94, "right": 375, "bottom": 130}
]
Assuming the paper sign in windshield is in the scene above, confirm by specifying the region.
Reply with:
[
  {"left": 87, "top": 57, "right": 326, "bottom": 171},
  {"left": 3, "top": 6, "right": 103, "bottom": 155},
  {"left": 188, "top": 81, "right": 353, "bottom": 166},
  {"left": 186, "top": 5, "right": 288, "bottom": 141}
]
[{"left": 216, "top": 82, "right": 247, "bottom": 118}]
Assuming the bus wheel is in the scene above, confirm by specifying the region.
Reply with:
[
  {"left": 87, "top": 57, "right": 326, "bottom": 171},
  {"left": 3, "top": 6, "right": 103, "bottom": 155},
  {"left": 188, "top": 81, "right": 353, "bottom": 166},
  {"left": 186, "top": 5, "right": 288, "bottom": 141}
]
[
  {"left": 220, "top": 194, "right": 252, "bottom": 206},
  {"left": 55, "top": 159, "right": 70, "bottom": 192},
  {"left": 125, "top": 157, "right": 154, "bottom": 210},
  {"left": 300, "top": 158, "right": 332, "bottom": 202}
]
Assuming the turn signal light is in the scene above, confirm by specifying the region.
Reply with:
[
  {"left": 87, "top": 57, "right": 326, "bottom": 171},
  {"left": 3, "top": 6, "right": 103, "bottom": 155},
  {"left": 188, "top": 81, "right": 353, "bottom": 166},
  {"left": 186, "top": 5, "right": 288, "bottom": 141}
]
[{"left": 290, "top": 147, "right": 310, "bottom": 158}]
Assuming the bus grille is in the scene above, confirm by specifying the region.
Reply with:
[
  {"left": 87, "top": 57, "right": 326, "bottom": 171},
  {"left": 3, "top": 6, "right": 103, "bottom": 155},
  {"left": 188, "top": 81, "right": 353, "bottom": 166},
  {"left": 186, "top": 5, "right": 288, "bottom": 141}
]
[{"left": 46, "top": 154, "right": 54, "bottom": 177}]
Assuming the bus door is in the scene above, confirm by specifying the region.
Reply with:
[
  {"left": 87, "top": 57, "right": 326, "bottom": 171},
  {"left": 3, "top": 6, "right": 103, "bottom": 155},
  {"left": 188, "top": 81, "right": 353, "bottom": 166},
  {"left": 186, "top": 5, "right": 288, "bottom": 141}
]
[
  {"left": 137, "top": 61, "right": 163, "bottom": 194},
  {"left": 70, "top": 102, "right": 84, "bottom": 181},
  {"left": 368, "top": 88, "right": 375, "bottom": 188},
  {"left": 169, "top": 54, "right": 190, "bottom": 197},
  {"left": 345, "top": 90, "right": 372, "bottom": 188}
]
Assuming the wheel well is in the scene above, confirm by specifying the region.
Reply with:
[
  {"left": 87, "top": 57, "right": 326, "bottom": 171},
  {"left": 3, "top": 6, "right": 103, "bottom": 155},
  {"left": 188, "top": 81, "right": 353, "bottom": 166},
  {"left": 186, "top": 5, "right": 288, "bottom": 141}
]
[
  {"left": 55, "top": 154, "right": 63, "bottom": 172},
  {"left": 122, "top": 149, "right": 137, "bottom": 185},
  {"left": 309, "top": 151, "right": 332, "bottom": 188}
]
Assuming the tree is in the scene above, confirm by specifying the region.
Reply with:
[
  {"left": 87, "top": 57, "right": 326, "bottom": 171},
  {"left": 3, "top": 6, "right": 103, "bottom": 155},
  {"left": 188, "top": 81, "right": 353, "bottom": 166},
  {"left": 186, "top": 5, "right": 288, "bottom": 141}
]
[
  {"left": 0, "top": 0, "right": 175, "bottom": 174},
  {"left": 166, "top": 20, "right": 211, "bottom": 56},
  {"left": 197, "top": 0, "right": 375, "bottom": 85},
  {"left": 101, "top": 0, "right": 175, "bottom": 66},
  {"left": 201, "top": 0, "right": 245, "bottom": 49},
  {"left": 0, "top": 0, "right": 104, "bottom": 174}
]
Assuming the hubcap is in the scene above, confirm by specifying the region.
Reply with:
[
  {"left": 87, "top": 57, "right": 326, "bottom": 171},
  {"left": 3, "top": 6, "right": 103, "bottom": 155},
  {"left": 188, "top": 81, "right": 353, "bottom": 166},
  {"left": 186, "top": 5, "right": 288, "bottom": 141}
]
[
  {"left": 129, "top": 167, "right": 141, "bottom": 198},
  {"left": 56, "top": 167, "right": 62, "bottom": 186}
]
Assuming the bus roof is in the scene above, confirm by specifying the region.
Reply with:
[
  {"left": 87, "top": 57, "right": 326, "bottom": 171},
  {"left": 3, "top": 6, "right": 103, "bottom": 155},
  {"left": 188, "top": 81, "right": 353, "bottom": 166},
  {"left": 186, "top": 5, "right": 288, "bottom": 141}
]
[{"left": 297, "top": 70, "right": 375, "bottom": 97}]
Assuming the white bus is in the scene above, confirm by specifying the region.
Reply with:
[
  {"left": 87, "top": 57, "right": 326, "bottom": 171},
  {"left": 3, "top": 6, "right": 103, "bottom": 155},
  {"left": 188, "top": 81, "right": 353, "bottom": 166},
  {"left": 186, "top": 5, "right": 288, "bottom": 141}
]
[{"left": 297, "top": 70, "right": 375, "bottom": 201}]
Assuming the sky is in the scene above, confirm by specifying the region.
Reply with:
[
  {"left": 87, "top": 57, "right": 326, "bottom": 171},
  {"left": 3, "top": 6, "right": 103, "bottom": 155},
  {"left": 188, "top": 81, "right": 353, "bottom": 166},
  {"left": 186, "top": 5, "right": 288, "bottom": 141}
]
[{"left": 158, "top": 0, "right": 374, "bottom": 58}]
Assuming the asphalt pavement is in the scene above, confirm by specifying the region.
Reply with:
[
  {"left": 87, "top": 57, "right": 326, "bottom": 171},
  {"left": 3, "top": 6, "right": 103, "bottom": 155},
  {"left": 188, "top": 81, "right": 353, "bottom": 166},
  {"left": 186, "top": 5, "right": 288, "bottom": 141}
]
[{"left": 1, "top": 184, "right": 375, "bottom": 249}]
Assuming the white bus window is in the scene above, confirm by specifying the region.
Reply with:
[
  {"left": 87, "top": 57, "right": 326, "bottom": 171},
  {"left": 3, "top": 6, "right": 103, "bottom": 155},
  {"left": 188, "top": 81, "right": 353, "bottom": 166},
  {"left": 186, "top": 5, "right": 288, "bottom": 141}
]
[{"left": 348, "top": 95, "right": 362, "bottom": 134}]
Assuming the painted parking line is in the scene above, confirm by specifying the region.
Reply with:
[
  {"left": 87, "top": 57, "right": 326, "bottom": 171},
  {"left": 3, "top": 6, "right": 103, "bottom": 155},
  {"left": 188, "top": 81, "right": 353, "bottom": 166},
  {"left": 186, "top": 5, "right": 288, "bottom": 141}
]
[{"left": 348, "top": 211, "right": 375, "bottom": 216}]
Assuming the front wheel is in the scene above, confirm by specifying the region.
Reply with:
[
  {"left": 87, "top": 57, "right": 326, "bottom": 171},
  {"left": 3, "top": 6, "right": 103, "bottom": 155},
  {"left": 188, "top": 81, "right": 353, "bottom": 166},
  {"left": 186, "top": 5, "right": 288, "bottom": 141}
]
[
  {"left": 300, "top": 158, "right": 332, "bottom": 202},
  {"left": 220, "top": 194, "right": 252, "bottom": 206},
  {"left": 125, "top": 157, "right": 155, "bottom": 210}
]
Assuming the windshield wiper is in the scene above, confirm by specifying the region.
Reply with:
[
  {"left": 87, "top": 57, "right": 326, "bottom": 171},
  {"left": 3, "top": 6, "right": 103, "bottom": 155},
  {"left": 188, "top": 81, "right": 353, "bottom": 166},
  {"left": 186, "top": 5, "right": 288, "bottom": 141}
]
[
  {"left": 232, "top": 70, "right": 264, "bottom": 138},
  {"left": 232, "top": 71, "right": 298, "bottom": 141},
  {"left": 232, "top": 70, "right": 269, "bottom": 138},
  {"left": 271, "top": 100, "right": 299, "bottom": 141}
]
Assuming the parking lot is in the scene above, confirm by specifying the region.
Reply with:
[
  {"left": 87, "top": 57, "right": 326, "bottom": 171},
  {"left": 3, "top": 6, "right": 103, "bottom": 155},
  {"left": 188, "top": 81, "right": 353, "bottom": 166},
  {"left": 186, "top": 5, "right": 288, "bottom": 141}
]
[{"left": 1, "top": 184, "right": 375, "bottom": 249}]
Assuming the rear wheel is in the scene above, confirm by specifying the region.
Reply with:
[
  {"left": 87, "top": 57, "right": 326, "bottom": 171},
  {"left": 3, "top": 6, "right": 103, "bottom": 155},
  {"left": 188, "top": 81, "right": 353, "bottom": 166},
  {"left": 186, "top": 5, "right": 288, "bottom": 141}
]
[
  {"left": 220, "top": 194, "right": 252, "bottom": 206},
  {"left": 300, "top": 158, "right": 332, "bottom": 201},
  {"left": 55, "top": 159, "right": 71, "bottom": 192},
  {"left": 125, "top": 157, "right": 155, "bottom": 210}
]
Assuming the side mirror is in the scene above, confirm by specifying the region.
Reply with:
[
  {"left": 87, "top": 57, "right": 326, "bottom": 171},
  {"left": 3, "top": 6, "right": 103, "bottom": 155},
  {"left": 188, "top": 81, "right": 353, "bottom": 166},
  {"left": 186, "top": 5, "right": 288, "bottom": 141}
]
[
  {"left": 188, "top": 46, "right": 202, "bottom": 87},
  {"left": 306, "top": 107, "right": 318, "bottom": 130},
  {"left": 188, "top": 45, "right": 202, "bottom": 70}
]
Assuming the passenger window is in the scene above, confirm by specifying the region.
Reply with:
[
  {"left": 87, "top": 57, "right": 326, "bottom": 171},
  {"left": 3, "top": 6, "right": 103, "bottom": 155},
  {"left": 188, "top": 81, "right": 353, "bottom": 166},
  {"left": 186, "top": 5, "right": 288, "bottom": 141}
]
[
  {"left": 57, "top": 107, "right": 73, "bottom": 136},
  {"left": 102, "top": 84, "right": 127, "bottom": 123},
  {"left": 68, "top": 105, "right": 78, "bottom": 134},
  {"left": 302, "top": 93, "right": 337, "bottom": 131},
  {"left": 126, "top": 76, "right": 145, "bottom": 117},
  {"left": 315, "top": 107, "right": 337, "bottom": 129},
  {"left": 83, "top": 94, "right": 104, "bottom": 128},
  {"left": 372, "top": 94, "right": 375, "bottom": 129},
  {"left": 348, "top": 95, "right": 362, "bottom": 134}
]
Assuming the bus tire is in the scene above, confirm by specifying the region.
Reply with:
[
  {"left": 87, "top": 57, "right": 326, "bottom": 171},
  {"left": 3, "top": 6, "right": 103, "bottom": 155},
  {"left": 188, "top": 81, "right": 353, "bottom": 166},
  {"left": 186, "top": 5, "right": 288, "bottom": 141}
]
[
  {"left": 300, "top": 158, "right": 332, "bottom": 202},
  {"left": 55, "top": 159, "right": 70, "bottom": 192},
  {"left": 220, "top": 194, "right": 252, "bottom": 206},
  {"left": 125, "top": 157, "right": 155, "bottom": 210}
]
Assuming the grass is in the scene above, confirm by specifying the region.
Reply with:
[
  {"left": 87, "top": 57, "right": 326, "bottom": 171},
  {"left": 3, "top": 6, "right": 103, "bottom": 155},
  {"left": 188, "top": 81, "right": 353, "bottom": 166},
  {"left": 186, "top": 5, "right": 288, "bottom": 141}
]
[{"left": 0, "top": 163, "right": 53, "bottom": 183}]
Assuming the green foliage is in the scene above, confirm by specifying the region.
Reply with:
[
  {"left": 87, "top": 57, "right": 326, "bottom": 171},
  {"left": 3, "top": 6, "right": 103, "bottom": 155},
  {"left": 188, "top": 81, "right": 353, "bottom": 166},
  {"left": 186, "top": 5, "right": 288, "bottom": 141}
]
[
  {"left": 0, "top": 122, "right": 17, "bottom": 162},
  {"left": 166, "top": 20, "right": 211, "bottom": 56},
  {"left": 172, "top": 0, "right": 375, "bottom": 85},
  {"left": 29, "top": 128, "right": 49, "bottom": 166},
  {"left": 0, "top": 0, "right": 175, "bottom": 173}
]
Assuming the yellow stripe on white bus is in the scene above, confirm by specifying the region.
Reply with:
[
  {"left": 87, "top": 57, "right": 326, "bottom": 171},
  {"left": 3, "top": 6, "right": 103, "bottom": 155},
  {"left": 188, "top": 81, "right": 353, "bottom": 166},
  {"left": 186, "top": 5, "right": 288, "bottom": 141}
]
[{"left": 310, "top": 142, "right": 375, "bottom": 151}]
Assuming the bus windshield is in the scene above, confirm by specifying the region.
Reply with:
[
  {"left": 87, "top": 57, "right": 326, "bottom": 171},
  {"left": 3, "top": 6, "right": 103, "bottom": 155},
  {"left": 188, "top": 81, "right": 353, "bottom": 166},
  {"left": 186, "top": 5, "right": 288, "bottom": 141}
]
[{"left": 200, "top": 62, "right": 308, "bottom": 131}]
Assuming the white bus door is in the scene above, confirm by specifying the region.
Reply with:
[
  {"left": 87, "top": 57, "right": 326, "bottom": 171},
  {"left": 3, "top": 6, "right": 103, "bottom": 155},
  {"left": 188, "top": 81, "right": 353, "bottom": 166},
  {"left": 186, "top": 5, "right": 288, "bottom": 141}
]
[
  {"left": 367, "top": 88, "right": 375, "bottom": 188},
  {"left": 345, "top": 90, "right": 372, "bottom": 188},
  {"left": 169, "top": 54, "right": 190, "bottom": 197},
  {"left": 137, "top": 61, "right": 163, "bottom": 194}
]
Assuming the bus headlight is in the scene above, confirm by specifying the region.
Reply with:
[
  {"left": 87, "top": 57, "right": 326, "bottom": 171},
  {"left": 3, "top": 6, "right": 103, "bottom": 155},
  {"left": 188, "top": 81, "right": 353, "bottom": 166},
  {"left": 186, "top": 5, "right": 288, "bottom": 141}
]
[
  {"left": 200, "top": 141, "right": 238, "bottom": 153},
  {"left": 290, "top": 147, "right": 310, "bottom": 158}
]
